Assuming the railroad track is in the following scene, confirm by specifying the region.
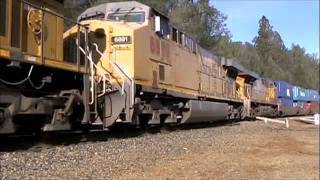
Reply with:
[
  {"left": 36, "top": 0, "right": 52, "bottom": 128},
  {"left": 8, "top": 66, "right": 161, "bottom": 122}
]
[
  {"left": 1, "top": 120, "right": 318, "bottom": 179},
  {"left": 0, "top": 120, "right": 241, "bottom": 152}
]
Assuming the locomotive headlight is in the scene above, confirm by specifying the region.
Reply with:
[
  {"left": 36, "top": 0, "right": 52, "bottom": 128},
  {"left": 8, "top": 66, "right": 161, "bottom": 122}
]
[{"left": 111, "top": 36, "right": 131, "bottom": 44}]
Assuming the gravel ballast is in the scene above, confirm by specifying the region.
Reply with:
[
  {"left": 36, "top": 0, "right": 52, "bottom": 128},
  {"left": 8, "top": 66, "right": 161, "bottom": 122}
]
[{"left": 0, "top": 120, "right": 319, "bottom": 179}]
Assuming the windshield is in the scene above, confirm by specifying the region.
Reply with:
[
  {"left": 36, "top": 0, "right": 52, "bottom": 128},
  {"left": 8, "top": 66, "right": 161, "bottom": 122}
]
[
  {"left": 79, "top": 12, "right": 105, "bottom": 22},
  {"left": 107, "top": 12, "right": 145, "bottom": 23}
]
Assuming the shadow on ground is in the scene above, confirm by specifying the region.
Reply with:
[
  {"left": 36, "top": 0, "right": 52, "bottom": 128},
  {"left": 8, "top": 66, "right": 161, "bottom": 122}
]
[{"left": 0, "top": 119, "right": 245, "bottom": 152}]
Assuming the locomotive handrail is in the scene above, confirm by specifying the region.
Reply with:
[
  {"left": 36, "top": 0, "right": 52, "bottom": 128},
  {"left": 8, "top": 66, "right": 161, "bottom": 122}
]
[
  {"left": 91, "top": 43, "right": 135, "bottom": 107},
  {"left": 90, "top": 44, "right": 125, "bottom": 96},
  {"left": 78, "top": 47, "right": 95, "bottom": 104},
  {"left": 78, "top": 46, "right": 110, "bottom": 102}
]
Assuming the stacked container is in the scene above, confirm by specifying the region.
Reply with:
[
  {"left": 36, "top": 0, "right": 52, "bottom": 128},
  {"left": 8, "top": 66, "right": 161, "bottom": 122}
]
[
  {"left": 276, "top": 81, "right": 292, "bottom": 98},
  {"left": 292, "top": 86, "right": 308, "bottom": 101},
  {"left": 275, "top": 81, "right": 293, "bottom": 107},
  {"left": 292, "top": 86, "right": 308, "bottom": 115},
  {"left": 275, "top": 81, "right": 319, "bottom": 115},
  {"left": 308, "top": 89, "right": 320, "bottom": 114},
  {"left": 275, "top": 81, "right": 295, "bottom": 116},
  {"left": 303, "top": 102, "right": 312, "bottom": 114},
  {"left": 278, "top": 98, "right": 293, "bottom": 107},
  {"left": 308, "top": 90, "right": 319, "bottom": 102}
]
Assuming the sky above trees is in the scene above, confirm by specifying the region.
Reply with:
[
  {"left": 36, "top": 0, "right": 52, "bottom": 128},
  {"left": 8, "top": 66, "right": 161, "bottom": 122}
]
[{"left": 212, "top": 0, "right": 319, "bottom": 57}]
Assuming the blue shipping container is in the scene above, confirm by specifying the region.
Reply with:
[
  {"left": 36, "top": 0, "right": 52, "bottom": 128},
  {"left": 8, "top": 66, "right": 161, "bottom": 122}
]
[
  {"left": 275, "top": 81, "right": 293, "bottom": 99},
  {"left": 307, "top": 89, "right": 319, "bottom": 102},
  {"left": 293, "top": 86, "right": 308, "bottom": 101},
  {"left": 293, "top": 101, "right": 304, "bottom": 108},
  {"left": 278, "top": 98, "right": 293, "bottom": 107}
]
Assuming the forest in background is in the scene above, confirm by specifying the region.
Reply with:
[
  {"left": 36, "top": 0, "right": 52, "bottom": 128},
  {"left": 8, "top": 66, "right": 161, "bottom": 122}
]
[{"left": 64, "top": 0, "right": 320, "bottom": 90}]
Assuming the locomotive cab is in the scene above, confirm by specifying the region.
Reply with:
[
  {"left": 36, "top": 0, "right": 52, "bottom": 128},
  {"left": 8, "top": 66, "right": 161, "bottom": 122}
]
[
  {"left": 64, "top": 1, "right": 153, "bottom": 79},
  {"left": 63, "top": 1, "right": 156, "bottom": 127}
]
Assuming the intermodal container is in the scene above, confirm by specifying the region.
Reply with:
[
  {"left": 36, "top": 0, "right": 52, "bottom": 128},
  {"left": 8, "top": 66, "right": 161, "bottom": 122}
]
[
  {"left": 310, "top": 102, "right": 320, "bottom": 113},
  {"left": 278, "top": 98, "right": 293, "bottom": 107},
  {"left": 308, "top": 89, "right": 319, "bottom": 102},
  {"left": 293, "top": 101, "right": 304, "bottom": 108},
  {"left": 275, "top": 81, "right": 292, "bottom": 99},
  {"left": 303, "top": 102, "right": 311, "bottom": 111},
  {"left": 299, "top": 102, "right": 311, "bottom": 115},
  {"left": 297, "top": 101, "right": 305, "bottom": 108},
  {"left": 292, "top": 86, "right": 308, "bottom": 101}
]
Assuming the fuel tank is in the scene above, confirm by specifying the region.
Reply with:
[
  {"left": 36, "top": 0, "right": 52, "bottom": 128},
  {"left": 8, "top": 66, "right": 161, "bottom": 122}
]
[{"left": 181, "top": 100, "right": 228, "bottom": 124}]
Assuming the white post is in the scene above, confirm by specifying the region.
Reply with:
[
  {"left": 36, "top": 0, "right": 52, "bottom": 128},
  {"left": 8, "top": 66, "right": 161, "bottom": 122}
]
[{"left": 285, "top": 118, "right": 289, "bottom": 128}]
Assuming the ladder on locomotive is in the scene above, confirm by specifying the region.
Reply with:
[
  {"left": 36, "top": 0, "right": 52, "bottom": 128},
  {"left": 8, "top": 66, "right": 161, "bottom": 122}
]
[{"left": 77, "top": 29, "right": 133, "bottom": 125}]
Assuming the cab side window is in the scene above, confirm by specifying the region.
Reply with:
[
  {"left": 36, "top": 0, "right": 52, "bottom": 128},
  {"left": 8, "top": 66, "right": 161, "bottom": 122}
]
[
  {"left": 178, "top": 32, "right": 183, "bottom": 44},
  {"left": 172, "top": 28, "right": 178, "bottom": 42},
  {"left": 153, "top": 14, "right": 170, "bottom": 39},
  {"left": 192, "top": 40, "right": 197, "bottom": 53},
  {"left": 160, "top": 18, "right": 170, "bottom": 39},
  {"left": 11, "top": 0, "right": 21, "bottom": 48},
  {"left": 0, "top": 0, "right": 7, "bottom": 36}
]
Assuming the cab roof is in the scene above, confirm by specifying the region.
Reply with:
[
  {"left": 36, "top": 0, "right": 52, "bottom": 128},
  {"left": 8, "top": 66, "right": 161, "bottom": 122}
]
[{"left": 78, "top": 1, "right": 151, "bottom": 22}]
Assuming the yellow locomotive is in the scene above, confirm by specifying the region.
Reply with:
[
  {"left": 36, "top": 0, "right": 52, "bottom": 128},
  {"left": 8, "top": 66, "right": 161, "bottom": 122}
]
[
  {"left": 65, "top": 1, "right": 278, "bottom": 127},
  {"left": 0, "top": 1, "right": 278, "bottom": 134}
]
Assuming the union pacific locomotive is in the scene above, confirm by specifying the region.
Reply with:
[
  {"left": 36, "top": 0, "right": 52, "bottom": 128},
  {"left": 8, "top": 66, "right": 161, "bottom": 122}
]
[{"left": 0, "top": 1, "right": 318, "bottom": 134}]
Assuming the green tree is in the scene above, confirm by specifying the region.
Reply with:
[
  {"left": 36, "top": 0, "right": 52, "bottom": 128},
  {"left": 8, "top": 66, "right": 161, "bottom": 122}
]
[
  {"left": 212, "top": 35, "right": 233, "bottom": 58},
  {"left": 169, "top": 0, "right": 229, "bottom": 49},
  {"left": 271, "top": 31, "right": 286, "bottom": 61},
  {"left": 253, "top": 16, "right": 273, "bottom": 61}
]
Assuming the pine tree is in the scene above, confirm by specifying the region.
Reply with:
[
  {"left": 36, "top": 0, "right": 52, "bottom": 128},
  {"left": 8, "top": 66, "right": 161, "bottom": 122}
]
[
  {"left": 169, "top": 0, "right": 229, "bottom": 49},
  {"left": 253, "top": 16, "right": 273, "bottom": 61}
]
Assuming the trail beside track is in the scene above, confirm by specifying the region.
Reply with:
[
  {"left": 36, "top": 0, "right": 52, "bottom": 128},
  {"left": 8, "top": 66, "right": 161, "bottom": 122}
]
[{"left": 0, "top": 120, "right": 319, "bottom": 179}]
